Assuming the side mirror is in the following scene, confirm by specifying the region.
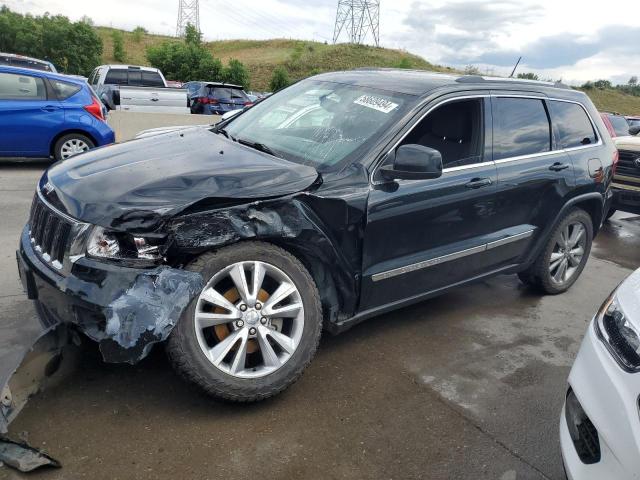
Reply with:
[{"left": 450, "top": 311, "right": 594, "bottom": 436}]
[
  {"left": 629, "top": 125, "right": 640, "bottom": 136},
  {"left": 380, "top": 144, "right": 443, "bottom": 181}
]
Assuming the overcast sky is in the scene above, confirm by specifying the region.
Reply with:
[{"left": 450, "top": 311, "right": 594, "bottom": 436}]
[{"left": 5, "top": 0, "right": 640, "bottom": 84}]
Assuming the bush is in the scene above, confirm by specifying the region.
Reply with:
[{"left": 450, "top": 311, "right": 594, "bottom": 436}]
[
  {"left": 0, "top": 6, "right": 102, "bottom": 75},
  {"left": 132, "top": 26, "right": 147, "bottom": 43},
  {"left": 223, "top": 59, "right": 250, "bottom": 89},
  {"left": 517, "top": 72, "right": 539, "bottom": 80},
  {"left": 395, "top": 57, "right": 412, "bottom": 69},
  {"left": 146, "top": 39, "right": 223, "bottom": 82},
  {"left": 270, "top": 66, "right": 290, "bottom": 92},
  {"left": 112, "top": 30, "right": 125, "bottom": 62}
]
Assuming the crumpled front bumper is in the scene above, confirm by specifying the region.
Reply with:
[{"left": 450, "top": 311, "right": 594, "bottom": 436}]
[{"left": 3, "top": 226, "right": 204, "bottom": 433}]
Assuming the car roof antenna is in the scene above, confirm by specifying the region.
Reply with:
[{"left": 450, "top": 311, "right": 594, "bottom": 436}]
[{"left": 509, "top": 56, "right": 522, "bottom": 78}]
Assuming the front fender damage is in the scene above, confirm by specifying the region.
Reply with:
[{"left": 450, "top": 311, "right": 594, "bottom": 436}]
[{"left": 167, "top": 194, "right": 363, "bottom": 323}]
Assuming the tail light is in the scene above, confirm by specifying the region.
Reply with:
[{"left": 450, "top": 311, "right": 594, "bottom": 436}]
[
  {"left": 244, "top": 102, "right": 254, "bottom": 107},
  {"left": 198, "top": 97, "right": 218, "bottom": 105},
  {"left": 84, "top": 96, "right": 104, "bottom": 121}
]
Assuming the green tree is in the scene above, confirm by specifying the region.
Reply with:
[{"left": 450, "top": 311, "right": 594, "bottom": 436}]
[
  {"left": 593, "top": 79, "right": 612, "bottom": 89},
  {"left": 223, "top": 58, "right": 250, "bottom": 88},
  {"left": 132, "top": 26, "right": 147, "bottom": 43},
  {"left": 184, "top": 23, "right": 201, "bottom": 45},
  {"left": 270, "top": 66, "right": 290, "bottom": 92},
  {"left": 112, "top": 30, "right": 126, "bottom": 62},
  {"left": 0, "top": 6, "right": 102, "bottom": 75},
  {"left": 517, "top": 72, "right": 539, "bottom": 80},
  {"left": 146, "top": 39, "right": 223, "bottom": 82},
  {"left": 629, "top": 76, "right": 638, "bottom": 86}
]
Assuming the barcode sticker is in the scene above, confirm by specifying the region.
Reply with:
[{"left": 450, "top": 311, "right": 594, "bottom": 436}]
[{"left": 353, "top": 95, "right": 399, "bottom": 113}]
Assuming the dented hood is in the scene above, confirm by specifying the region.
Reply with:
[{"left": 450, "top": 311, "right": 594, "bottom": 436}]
[{"left": 44, "top": 127, "right": 319, "bottom": 229}]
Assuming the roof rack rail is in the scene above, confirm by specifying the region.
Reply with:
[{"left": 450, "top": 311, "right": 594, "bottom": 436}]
[{"left": 456, "top": 75, "right": 570, "bottom": 89}]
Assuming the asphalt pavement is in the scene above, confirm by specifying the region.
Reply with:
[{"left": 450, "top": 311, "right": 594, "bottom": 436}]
[{"left": 1, "top": 159, "right": 638, "bottom": 479}]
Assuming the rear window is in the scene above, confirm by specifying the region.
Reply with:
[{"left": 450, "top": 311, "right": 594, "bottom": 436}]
[
  {"left": 51, "top": 79, "right": 82, "bottom": 100},
  {"left": 607, "top": 114, "right": 630, "bottom": 137},
  {"left": 0, "top": 72, "right": 46, "bottom": 100},
  {"left": 128, "top": 70, "right": 143, "bottom": 86},
  {"left": 549, "top": 101, "right": 596, "bottom": 148},
  {"left": 211, "top": 87, "right": 232, "bottom": 99},
  {"left": 493, "top": 97, "right": 551, "bottom": 160},
  {"left": 142, "top": 71, "right": 164, "bottom": 87},
  {"left": 104, "top": 69, "right": 128, "bottom": 85}
]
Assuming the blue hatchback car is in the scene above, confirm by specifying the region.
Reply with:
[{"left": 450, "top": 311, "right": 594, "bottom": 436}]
[{"left": 0, "top": 66, "right": 115, "bottom": 161}]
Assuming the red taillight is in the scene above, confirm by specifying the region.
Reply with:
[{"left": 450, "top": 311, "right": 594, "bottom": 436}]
[
  {"left": 84, "top": 96, "right": 104, "bottom": 121},
  {"left": 198, "top": 97, "right": 209, "bottom": 104},
  {"left": 244, "top": 102, "right": 253, "bottom": 107},
  {"left": 612, "top": 149, "right": 619, "bottom": 175}
]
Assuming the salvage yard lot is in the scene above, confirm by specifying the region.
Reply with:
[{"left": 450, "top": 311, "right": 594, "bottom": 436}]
[{"left": 1, "top": 160, "right": 638, "bottom": 480}]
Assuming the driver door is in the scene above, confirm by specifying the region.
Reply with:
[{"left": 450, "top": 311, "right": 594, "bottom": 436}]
[{"left": 360, "top": 94, "right": 503, "bottom": 310}]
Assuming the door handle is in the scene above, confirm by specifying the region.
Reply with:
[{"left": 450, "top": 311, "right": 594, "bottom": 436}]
[
  {"left": 549, "top": 162, "right": 569, "bottom": 172},
  {"left": 465, "top": 177, "right": 492, "bottom": 189},
  {"left": 41, "top": 105, "right": 60, "bottom": 112},
  {"left": 150, "top": 97, "right": 159, "bottom": 102}
]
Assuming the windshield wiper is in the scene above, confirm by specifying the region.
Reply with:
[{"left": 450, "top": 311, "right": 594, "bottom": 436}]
[
  {"left": 238, "top": 138, "right": 283, "bottom": 159},
  {"left": 214, "top": 126, "right": 235, "bottom": 141}
]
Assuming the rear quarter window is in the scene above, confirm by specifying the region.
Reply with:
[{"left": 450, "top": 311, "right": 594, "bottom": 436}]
[
  {"left": 51, "top": 79, "right": 82, "bottom": 100},
  {"left": 493, "top": 97, "right": 551, "bottom": 160},
  {"left": 0, "top": 72, "right": 47, "bottom": 100},
  {"left": 549, "top": 101, "right": 596, "bottom": 148}
]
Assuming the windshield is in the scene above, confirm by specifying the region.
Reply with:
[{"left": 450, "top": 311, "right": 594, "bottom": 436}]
[
  {"left": 223, "top": 79, "right": 415, "bottom": 171},
  {"left": 608, "top": 114, "right": 630, "bottom": 137}
]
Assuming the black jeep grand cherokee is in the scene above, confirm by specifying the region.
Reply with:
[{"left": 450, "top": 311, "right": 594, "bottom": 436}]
[{"left": 17, "top": 70, "right": 615, "bottom": 401}]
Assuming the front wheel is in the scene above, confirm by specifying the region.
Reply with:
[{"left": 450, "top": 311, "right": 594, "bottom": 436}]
[
  {"left": 518, "top": 208, "right": 593, "bottom": 294},
  {"left": 167, "top": 242, "right": 322, "bottom": 402}
]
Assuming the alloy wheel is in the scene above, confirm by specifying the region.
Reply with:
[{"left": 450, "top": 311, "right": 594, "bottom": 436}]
[
  {"left": 549, "top": 221, "right": 587, "bottom": 285},
  {"left": 194, "top": 261, "right": 305, "bottom": 378}
]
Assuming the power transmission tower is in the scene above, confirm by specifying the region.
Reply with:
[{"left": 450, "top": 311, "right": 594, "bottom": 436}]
[
  {"left": 176, "top": 0, "right": 200, "bottom": 37},
  {"left": 332, "top": 0, "right": 380, "bottom": 47}
]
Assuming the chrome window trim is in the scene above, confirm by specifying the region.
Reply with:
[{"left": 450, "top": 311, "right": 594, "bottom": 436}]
[
  {"left": 370, "top": 93, "right": 603, "bottom": 185},
  {"left": 371, "top": 229, "right": 535, "bottom": 282}
]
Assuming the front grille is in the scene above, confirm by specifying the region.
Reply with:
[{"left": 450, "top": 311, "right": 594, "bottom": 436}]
[
  {"left": 29, "top": 194, "right": 73, "bottom": 270},
  {"left": 615, "top": 150, "right": 640, "bottom": 178}
]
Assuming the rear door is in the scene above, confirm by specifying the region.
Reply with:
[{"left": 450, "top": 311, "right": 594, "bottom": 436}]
[
  {"left": 0, "top": 71, "right": 63, "bottom": 157},
  {"left": 490, "top": 93, "right": 575, "bottom": 254}
]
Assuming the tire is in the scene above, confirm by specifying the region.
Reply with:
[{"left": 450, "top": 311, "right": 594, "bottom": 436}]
[
  {"left": 167, "top": 241, "right": 323, "bottom": 402},
  {"left": 518, "top": 208, "right": 593, "bottom": 295},
  {"left": 53, "top": 133, "right": 95, "bottom": 161},
  {"left": 605, "top": 208, "right": 616, "bottom": 221}
]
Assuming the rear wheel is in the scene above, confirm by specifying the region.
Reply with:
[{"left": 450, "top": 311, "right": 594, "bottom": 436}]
[
  {"left": 53, "top": 133, "right": 94, "bottom": 161},
  {"left": 167, "top": 242, "right": 322, "bottom": 401},
  {"left": 518, "top": 208, "right": 593, "bottom": 294}
]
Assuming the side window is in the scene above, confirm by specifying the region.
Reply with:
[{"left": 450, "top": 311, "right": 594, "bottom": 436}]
[
  {"left": 493, "top": 97, "right": 551, "bottom": 160},
  {"left": 50, "top": 79, "right": 82, "bottom": 100},
  {"left": 104, "top": 69, "right": 128, "bottom": 85},
  {"left": 549, "top": 101, "right": 596, "bottom": 148},
  {"left": 0, "top": 72, "right": 46, "bottom": 100},
  {"left": 142, "top": 71, "right": 164, "bottom": 87},
  {"left": 401, "top": 98, "right": 485, "bottom": 168}
]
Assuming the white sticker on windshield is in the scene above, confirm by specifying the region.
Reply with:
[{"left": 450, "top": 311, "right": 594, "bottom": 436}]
[{"left": 353, "top": 95, "right": 399, "bottom": 113}]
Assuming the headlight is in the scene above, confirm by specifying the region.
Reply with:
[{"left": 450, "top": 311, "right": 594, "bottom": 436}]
[
  {"left": 596, "top": 292, "right": 640, "bottom": 372},
  {"left": 86, "top": 226, "right": 163, "bottom": 261}
]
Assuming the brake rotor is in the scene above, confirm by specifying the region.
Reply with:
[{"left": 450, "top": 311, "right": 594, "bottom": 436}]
[{"left": 213, "top": 288, "right": 271, "bottom": 354}]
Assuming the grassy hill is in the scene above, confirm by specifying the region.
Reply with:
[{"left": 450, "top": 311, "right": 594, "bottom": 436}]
[
  {"left": 95, "top": 27, "right": 454, "bottom": 91},
  {"left": 95, "top": 26, "right": 640, "bottom": 114}
]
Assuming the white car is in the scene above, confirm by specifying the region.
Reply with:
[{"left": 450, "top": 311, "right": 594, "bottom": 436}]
[{"left": 561, "top": 268, "right": 640, "bottom": 479}]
